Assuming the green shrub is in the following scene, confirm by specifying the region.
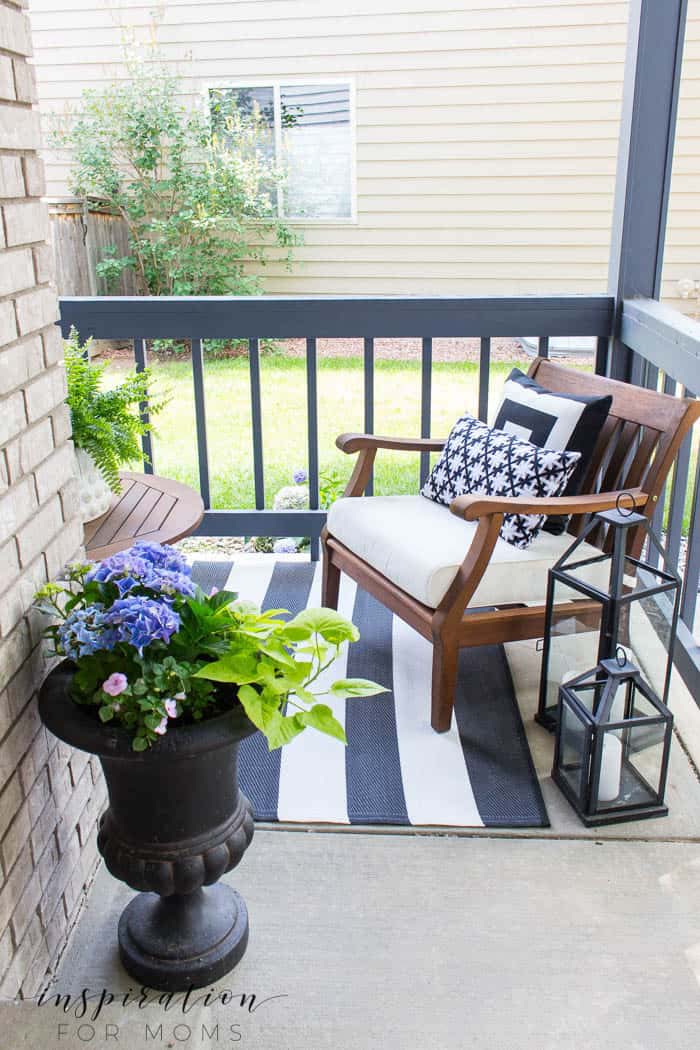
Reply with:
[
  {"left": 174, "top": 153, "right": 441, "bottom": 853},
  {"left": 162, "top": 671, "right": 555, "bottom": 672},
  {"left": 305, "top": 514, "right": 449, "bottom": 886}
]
[
  {"left": 53, "top": 54, "right": 299, "bottom": 298},
  {"left": 151, "top": 338, "right": 282, "bottom": 359}
]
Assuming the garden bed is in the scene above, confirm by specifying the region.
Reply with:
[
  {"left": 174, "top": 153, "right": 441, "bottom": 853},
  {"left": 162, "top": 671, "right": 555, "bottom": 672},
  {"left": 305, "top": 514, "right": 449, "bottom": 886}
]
[{"left": 97, "top": 336, "right": 530, "bottom": 363}]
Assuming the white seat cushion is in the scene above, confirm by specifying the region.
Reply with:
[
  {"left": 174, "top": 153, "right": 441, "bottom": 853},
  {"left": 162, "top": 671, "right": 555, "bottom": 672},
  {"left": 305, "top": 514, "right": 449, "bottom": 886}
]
[{"left": 327, "top": 495, "right": 609, "bottom": 609}]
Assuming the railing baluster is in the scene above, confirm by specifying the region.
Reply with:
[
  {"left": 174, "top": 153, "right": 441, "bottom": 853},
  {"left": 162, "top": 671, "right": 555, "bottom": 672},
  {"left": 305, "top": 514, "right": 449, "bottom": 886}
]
[
  {"left": 665, "top": 386, "right": 694, "bottom": 575},
  {"left": 306, "top": 337, "right": 320, "bottom": 561},
  {"left": 363, "top": 337, "right": 374, "bottom": 496},
  {"left": 646, "top": 373, "right": 675, "bottom": 566},
  {"left": 595, "top": 336, "right": 609, "bottom": 376},
  {"left": 133, "top": 337, "right": 154, "bottom": 474},
  {"left": 478, "top": 337, "right": 490, "bottom": 423},
  {"left": 538, "top": 336, "right": 550, "bottom": 359},
  {"left": 647, "top": 493, "right": 665, "bottom": 568},
  {"left": 681, "top": 449, "right": 700, "bottom": 630},
  {"left": 191, "top": 338, "right": 211, "bottom": 509},
  {"left": 630, "top": 351, "right": 646, "bottom": 388},
  {"left": 248, "top": 337, "right": 265, "bottom": 510},
  {"left": 644, "top": 362, "right": 659, "bottom": 392},
  {"left": 420, "top": 337, "right": 432, "bottom": 487}
]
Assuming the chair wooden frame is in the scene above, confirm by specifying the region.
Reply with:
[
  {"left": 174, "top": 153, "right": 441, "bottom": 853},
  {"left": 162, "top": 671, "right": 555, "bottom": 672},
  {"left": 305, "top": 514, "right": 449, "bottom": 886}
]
[{"left": 321, "top": 358, "right": 700, "bottom": 732}]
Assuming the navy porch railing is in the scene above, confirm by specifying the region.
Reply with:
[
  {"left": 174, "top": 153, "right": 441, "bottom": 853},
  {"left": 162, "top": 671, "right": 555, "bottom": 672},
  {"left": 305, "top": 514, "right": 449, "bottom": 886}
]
[
  {"left": 57, "top": 293, "right": 700, "bottom": 697},
  {"left": 57, "top": 293, "right": 614, "bottom": 561},
  {"left": 620, "top": 297, "right": 700, "bottom": 698}
]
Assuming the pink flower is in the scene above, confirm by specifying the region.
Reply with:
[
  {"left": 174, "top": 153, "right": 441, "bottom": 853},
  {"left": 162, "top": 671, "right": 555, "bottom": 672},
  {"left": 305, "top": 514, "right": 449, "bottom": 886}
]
[
  {"left": 164, "top": 698, "right": 179, "bottom": 719},
  {"left": 103, "top": 673, "right": 128, "bottom": 697},
  {"left": 154, "top": 717, "right": 168, "bottom": 736},
  {"left": 209, "top": 586, "right": 219, "bottom": 596}
]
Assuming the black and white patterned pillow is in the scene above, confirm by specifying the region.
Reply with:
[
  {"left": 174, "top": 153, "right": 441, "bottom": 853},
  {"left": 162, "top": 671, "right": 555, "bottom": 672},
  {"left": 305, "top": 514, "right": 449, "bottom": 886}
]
[
  {"left": 493, "top": 369, "right": 612, "bottom": 535},
  {"left": 421, "top": 413, "right": 581, "bottom": 549}
]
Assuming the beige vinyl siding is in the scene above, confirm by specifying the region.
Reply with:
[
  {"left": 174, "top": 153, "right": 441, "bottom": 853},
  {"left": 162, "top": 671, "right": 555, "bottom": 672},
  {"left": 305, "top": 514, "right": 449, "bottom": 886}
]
[
  {"left": 662, "top": 10, "right": 700, "bottom": 318},
  {"left": 28, "top": 0, "right": 700, "bottom": 312}
]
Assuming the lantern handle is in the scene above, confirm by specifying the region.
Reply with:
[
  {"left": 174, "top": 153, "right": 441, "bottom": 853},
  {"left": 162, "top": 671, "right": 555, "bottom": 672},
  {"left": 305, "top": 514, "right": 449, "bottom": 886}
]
[
  {"left": 616, "top": 645, "right": 627, "bottom": 667},
  {"left": 615, "top": 490, "right": 636, "bottom": 517}
]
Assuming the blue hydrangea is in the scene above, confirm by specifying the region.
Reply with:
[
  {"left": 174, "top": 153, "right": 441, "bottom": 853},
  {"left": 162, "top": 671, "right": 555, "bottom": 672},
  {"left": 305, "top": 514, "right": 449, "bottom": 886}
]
[
  {"left": 58, "top": 604, "right": 118, "bottom": 659},
  {"left": 103, "top": 597, "right": 181, "bottom": 654},
  {"left": 86, "top": 548, "right": 194, "bottom": 598},
  {"left": 292, "top": 468, "right": 308, "bottom": 484},
  {"left": 87, "top": 552, "right": 156, "bottom": 596},
  {"left": 150, "top": 569, "right": 196, "bottom": 598},
  {"left": 131, "top": 541, "right": 190, "bottom": 576},
  {"left": 273, "top": 538, "right": 298, "bottom": 554}
]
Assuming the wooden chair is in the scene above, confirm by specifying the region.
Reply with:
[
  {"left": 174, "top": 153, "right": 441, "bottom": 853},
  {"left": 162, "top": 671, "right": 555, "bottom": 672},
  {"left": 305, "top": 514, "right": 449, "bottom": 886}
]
[{"left": 321, "top": 358, "right": 700, "bottom": 732}]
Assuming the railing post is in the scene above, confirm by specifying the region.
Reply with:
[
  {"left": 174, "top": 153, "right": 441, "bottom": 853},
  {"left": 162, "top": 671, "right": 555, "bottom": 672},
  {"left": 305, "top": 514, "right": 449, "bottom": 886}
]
[
  {"left": 606, "top": 0, "right": 688, "bottom": 381},
  {"left": 419, "top": 337, "right": 432, "bottom": 487},
  {"left": 248, "top": 338, "right": 265, "bottom": 510},
  {"left": 191, "top": 338, "right": 211, "bottom": 509},
  {"left": 306, "top": 338, "right": 320, "bottom": 561},
  {"left": 363, "top": 337, "right": 374, "bottom": 496},
  {"left": 478, "top": 337, "right": 490, "bottom": 422},
  {"left": 594, "top": 336, "right": 609, "bottom": 377},
  {"left": 133, "top": 337, "right": 154, "bottom": 474}
]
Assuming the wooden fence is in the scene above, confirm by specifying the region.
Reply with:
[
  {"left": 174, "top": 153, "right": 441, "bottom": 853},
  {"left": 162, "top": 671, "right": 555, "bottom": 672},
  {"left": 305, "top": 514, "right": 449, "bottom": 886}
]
[{"left": 48, "top": 199, "right": 137, "bottom": 297}]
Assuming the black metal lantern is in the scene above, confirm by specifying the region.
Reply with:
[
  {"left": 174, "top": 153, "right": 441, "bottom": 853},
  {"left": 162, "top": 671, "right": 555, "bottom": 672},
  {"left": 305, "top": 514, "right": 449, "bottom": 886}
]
[
  {"left": 537, "top": 495, "right": 681, "bottom": 732},
  {"left": 552, "top": 652, "right": 673, "bottom": 825}
]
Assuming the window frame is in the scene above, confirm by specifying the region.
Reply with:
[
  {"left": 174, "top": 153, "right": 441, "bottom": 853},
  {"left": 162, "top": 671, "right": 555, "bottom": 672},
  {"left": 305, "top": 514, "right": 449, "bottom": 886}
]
[{"left": 203, "top": 77, "right": 358, "bottom": 226}]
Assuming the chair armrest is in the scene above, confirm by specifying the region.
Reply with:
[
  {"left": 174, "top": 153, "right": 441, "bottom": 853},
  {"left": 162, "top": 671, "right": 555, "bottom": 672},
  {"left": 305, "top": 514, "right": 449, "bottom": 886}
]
[
  {"left": 336, "top": 433, "right": 446, "bottom": 454},
  {"left": 449, "top": 488, "right": 648, "bottom": 522},
  {"left": 335, "top": 433, "right": 446, "bottom": 497}
]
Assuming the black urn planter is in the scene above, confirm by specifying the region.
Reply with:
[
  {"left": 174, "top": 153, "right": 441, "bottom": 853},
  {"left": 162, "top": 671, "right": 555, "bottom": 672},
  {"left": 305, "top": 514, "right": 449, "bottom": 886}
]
[{"left": 39, "top": 662, "right": 257, "bottom": 992}]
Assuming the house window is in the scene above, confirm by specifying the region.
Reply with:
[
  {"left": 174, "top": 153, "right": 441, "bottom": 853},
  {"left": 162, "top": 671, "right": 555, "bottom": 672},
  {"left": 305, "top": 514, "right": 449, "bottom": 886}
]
[{"left": 209, "top": 82, "right": 354, "bottom": 221}]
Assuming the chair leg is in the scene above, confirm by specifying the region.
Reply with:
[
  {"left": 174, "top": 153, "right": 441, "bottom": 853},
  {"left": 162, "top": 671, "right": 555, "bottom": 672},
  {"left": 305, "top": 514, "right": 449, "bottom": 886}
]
[
  {"left": 321, "top": 530, "right": 340, "bottom": 609},
  {"left": 431, "top": 636, "right": 459, "bottom": 733}
]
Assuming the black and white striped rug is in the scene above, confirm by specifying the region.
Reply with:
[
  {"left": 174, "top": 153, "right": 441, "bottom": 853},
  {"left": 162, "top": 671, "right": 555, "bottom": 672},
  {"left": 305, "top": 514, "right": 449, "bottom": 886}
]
[{"left": 192, "top": 559, "right": 548, "bottom": 829}]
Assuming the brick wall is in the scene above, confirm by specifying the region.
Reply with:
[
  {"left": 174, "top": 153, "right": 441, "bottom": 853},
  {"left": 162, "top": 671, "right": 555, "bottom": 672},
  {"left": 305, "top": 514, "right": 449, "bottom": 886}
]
[{"left": 0, "top": 0, "right": 106, "bottom": 998}]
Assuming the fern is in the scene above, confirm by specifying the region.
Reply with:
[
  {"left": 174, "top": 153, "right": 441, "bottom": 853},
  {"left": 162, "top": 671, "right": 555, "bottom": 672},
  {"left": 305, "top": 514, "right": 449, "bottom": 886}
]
[{"left": 64, "top": 328, "right": 166, "bottom": 492}]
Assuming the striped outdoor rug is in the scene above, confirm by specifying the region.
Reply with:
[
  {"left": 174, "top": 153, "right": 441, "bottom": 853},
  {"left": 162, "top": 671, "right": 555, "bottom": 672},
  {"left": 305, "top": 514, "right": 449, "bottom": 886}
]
[{"left": 191, "top": 559, "right": 548, "bottom": 829}]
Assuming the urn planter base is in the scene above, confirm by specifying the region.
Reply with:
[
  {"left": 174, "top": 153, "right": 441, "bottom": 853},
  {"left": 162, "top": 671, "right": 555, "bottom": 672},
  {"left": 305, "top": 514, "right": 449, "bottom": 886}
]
[
  {"left": 38, "top": 663, "right": 257, "bottom": 993},
  {"left": 118, "top": 885, "right": 249, "bottom": 991}
]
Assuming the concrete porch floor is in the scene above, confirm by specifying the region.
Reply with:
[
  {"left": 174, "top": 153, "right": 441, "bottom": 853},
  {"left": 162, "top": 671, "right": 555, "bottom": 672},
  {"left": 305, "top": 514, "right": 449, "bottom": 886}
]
[
  {"left": 2, "top": 589, "right": 699, "bottom": 1049},
  {"left": 3, "top": 834, "right": 699, "bottom": 1049}
]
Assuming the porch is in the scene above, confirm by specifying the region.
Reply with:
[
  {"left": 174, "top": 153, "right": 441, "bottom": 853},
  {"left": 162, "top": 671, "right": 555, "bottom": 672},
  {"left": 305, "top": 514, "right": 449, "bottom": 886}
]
[
  {"left": 3, "top": 611, "right": 700, "bottom": 1048},
  {"left": 2, "top": 0, "right": 700, "bottom": 1043},
  {"left": 30, "top": 289, "right": 700, "bottom": 1047}
]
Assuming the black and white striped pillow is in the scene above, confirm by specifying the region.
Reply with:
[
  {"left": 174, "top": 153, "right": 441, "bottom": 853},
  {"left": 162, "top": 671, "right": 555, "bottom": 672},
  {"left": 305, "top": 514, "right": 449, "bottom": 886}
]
[{"left": 493, "top": 369, "right": 612, "bottom": 534}]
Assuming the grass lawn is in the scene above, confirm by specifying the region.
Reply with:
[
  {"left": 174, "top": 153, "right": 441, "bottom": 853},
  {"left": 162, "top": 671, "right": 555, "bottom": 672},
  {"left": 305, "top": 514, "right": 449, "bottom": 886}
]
[
  {"left": 105, "top": 353, "right": 696, "bottom": 532},
  {"left": 107, "top": 355, "right": 524, "bottom": 509}
]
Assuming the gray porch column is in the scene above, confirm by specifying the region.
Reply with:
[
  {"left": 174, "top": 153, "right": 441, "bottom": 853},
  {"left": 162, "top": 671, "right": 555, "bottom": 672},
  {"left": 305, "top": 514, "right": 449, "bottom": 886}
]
[{"left": 606, "top": 0, "right": 688, "bottom": 381}]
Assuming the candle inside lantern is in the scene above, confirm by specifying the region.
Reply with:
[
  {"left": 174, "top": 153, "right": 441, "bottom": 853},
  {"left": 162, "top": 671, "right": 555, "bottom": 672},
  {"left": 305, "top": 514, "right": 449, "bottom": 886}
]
[{"left": 598, "top": 733, "right": 623, "bottom": 802}]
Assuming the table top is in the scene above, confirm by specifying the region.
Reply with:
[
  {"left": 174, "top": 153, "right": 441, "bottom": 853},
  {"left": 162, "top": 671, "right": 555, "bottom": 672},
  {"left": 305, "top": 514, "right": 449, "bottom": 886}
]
[{"left": 84, "top": 472, "right": 205, "bottom": 560}]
